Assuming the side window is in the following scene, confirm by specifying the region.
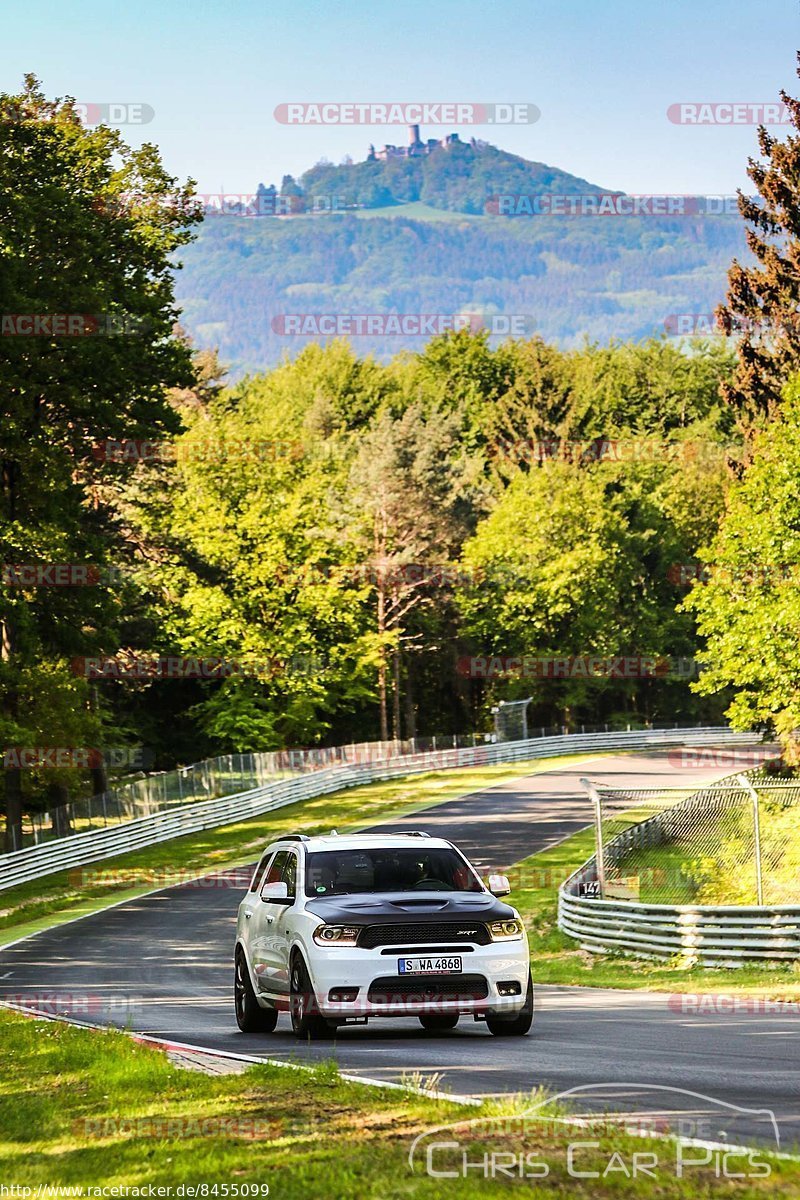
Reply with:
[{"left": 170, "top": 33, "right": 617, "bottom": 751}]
[
  {"left": 250, "top": 851, "right": 274, "bottom": 893},
  {"left": 281, "top": 852, "right": 298, "bottom": 901},
  {"left": 263, "top": 850, "right": 289, "bottom": 890}
]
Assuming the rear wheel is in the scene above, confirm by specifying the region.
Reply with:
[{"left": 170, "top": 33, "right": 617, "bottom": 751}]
[
  {"left": 486, "top": 975, "right": 534, "bottom": 1037},
  {"left": 234, "top": 949, "right": 279, "bottom": 1033},
  {"left": 419, "top": 1013, "right": 459, "bottom": 1031},
  {"left": 290, "top": 956, "right": 334, "bottom": 1040}
]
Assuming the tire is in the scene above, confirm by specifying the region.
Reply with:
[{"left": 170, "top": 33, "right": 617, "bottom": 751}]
[
  {"left": 419, "top": 1013, "right": 460, "bottom": 1031},
  {"left": 486, "top": 975, "right": 534, "bottom": 1037},
  {"left": 290, "top": 956, "right": 334, "bottom": 1040},
  {"left": 234, "top": 949, "right": 279, "bottom": 1033}
]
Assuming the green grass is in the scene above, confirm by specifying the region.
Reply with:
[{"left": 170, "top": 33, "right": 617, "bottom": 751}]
[
  {"left": 508, "top": 831, "right": 800, "bottom": 997},
  {"left": 610, "top": 843, "right": 699, "bottom": 904},
  {"left": 600, "top": 800, "right": 800, "bottom": 907},
  {"left": 0, "top": 753, "right": 594, "bottom": 946},
  {"left": 0, "top": 1008, "right": 795, "bottom": 1196}
]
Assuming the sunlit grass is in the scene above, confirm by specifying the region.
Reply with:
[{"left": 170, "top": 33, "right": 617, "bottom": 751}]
[{"left": 0, "top": 1009, "right": 794, "bottom": 1196}]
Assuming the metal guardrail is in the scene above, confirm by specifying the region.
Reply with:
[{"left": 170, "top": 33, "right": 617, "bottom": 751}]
[
  {"left": 558, "top": 764, "right": 800, "bottom": 965},
  {"left": 558, "top": 891, "right": 800, "bottom": 963},
  {"left": 3, "top": 739, "right": 424, "bottom": 851},
  {"left": 0, "top": 726, "right": 756, "bottom": 892}
]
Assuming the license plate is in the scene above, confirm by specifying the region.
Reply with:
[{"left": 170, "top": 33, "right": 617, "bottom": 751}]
[{"left": 398, "top": 956, "right": 462, "bottom": 975}]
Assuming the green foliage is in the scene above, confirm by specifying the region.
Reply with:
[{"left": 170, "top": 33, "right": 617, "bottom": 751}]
[
  {"left": 686, "top": 377, "right": 800, "bottom": 751},
  {"left": 457, "top": 452, "right": 728, "bottom": 726},
  {"left": 0, "top": 81, "right": 748, "bottom": 811},
  {"left": 0, "top": 76, "right": 199, "bottom": 832}
]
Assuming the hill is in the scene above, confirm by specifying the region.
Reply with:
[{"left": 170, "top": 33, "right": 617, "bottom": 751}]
[
  {"left": 174, "top": 134, "right": 747, "bottom": 375},
  {"left": 294, "top": 135, "right": 609, "bottom": 215}
]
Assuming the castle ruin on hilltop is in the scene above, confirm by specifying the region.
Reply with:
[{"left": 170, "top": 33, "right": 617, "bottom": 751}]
[{"left": 367, "top": 124, "right": 464, "bottom": 162}]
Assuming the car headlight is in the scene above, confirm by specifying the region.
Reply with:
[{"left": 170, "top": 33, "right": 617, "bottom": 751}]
[
  {"left": 488, "top": 919, "right": 525, "bottom": 941},
  {"left": 313, "top": 924, "right": 361, "bottom": 946}
]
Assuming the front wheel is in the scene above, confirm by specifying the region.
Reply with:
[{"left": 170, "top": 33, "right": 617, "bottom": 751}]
[
  {"left": 290, "top": 956, "right": 335, "bottom": 1040},
  {"left": 419, "top": 1013, "right": 459, "bottom": 1031},
  {"left": 235, "top": 950, "right": 279, "bottom": 1033},
  {"left": 486, "top": 975, "right": 534, "bottom": 1037}
]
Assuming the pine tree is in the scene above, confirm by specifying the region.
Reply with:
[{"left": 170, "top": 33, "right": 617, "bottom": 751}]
[{"left": 716, "top": 53, "right": 800, "bottom": 428}]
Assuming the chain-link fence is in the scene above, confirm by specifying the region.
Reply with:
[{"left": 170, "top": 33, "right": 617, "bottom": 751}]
[
  {"left": 491, "top": 704, "right": 710, "bottom": 744},
  {"left": 2, "top": 734, "right": 500, "bottom": 851},
  {"left": 6, "top": 722, "right": 707, "bottom": 850},
  {"left": 582, "top": 763, "right": 800, "bottom": 906}
]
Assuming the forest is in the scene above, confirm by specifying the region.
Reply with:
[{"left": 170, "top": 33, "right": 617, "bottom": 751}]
[{"left": 3, "top": 73, "right": 800, "bottom": 846}]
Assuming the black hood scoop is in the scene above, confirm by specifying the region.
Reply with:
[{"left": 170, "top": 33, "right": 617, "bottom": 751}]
[{"left": 305, "top": 890, "right": 516, "bottom": 925}]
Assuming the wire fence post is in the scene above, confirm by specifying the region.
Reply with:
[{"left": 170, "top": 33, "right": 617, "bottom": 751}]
[
  {"left": 736, "top": 773, "right": 764, "bottom": 906},
  {"left": 581, "top": 777, "right": 606, "bottom": 899},
  {"left": 494, "top": 697, "right": 532, "bottom": 743}
]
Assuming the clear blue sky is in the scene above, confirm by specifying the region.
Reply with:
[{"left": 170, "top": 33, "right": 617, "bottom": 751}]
[{"left": 3, "top": 0, "right": 798, "bottom": 195}]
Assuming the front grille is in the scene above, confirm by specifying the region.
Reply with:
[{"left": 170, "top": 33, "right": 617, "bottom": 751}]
[
  {"left": 367, "top": 974, "right": 489, "bottom": 1004},
  {"left": 359, "top": 922, "right": 491, "bottom": 949}
]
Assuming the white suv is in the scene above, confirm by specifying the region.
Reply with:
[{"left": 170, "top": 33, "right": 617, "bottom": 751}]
[{"left": 234, "top": 830, "right": 532, "bottom": 1039}]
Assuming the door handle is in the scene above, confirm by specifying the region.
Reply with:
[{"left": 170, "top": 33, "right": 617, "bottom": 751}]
[
  {"left": 266, "top": 915, "right": 274, "bottom": 924},
  {"left": 245, "top": 911, "right": 252, "bottom": 919}
]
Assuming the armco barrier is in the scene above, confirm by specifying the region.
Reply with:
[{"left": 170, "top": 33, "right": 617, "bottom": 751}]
[
  {"left": 558, "top": 768, "right": 800, "bottom": 965},
  {"left": 558, "top": 888, "right": 800, "bottom": 964},
  {"left": 0, "top": 726, "right": 757, "bottom": 892}
]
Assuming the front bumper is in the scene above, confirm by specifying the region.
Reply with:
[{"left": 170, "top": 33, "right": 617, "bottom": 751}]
[{"left": 304, "top": 941, "right": 530, "bottom": 1019}]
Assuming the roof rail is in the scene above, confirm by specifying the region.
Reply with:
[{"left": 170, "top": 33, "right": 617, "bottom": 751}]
[
  {"left": 318, "top": 829, "right": 433, "bottom": 838},
  {"left": 279, "top": 833, "right": 310, "bottom": 842}
]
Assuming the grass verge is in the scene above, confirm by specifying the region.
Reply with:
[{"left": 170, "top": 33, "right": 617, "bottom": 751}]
[
  {"left": 0, "top": 753, "right": 594, "bottom": 947},
  {"left": 0, "top": 1008, "right": 795, "bottom": 1196},
  {"left": 509, "top": 831, "right": 800, "bottom": 997}
]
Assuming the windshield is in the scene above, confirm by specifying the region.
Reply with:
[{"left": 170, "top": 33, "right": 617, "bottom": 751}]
[{"left": 305, "top": 847, "right": 483, "bottom": 896}]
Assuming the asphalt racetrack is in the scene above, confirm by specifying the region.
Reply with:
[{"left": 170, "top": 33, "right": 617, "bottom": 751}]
[{"left": 1, "top": 747, "right": 795, "bottom": 1149}]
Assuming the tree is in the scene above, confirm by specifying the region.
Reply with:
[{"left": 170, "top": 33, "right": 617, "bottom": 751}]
[
  {"left": 566, "top": 338, "right": 735, "bottom": 440},
  {"left": 482, "top": 337, "right": 573, "bottom": 480},
  {"left": 347, "top": 404, "right": 474, "bottom": 740},
  {"left": 458, "top": 453, "right": 729, "bottom": 730},
  {"left": 0, "top": 76, "right": 199, "bottom": 847},
  {"left": 139, "top": 344, "right": 391, "bottom": 751},
  {"left": 716, "top": 53, "right": 800, "bottom": 428},
  {"left": 686, "top": 377, "right": 800, "bottom": 758}
]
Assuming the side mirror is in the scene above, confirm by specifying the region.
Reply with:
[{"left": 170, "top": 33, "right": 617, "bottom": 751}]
[
  {"left": 487, "top": 873, "right": 511, "bottom": 897},
  {"left": 260, "top": 880, "right": 290, "bottom": 902}
]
